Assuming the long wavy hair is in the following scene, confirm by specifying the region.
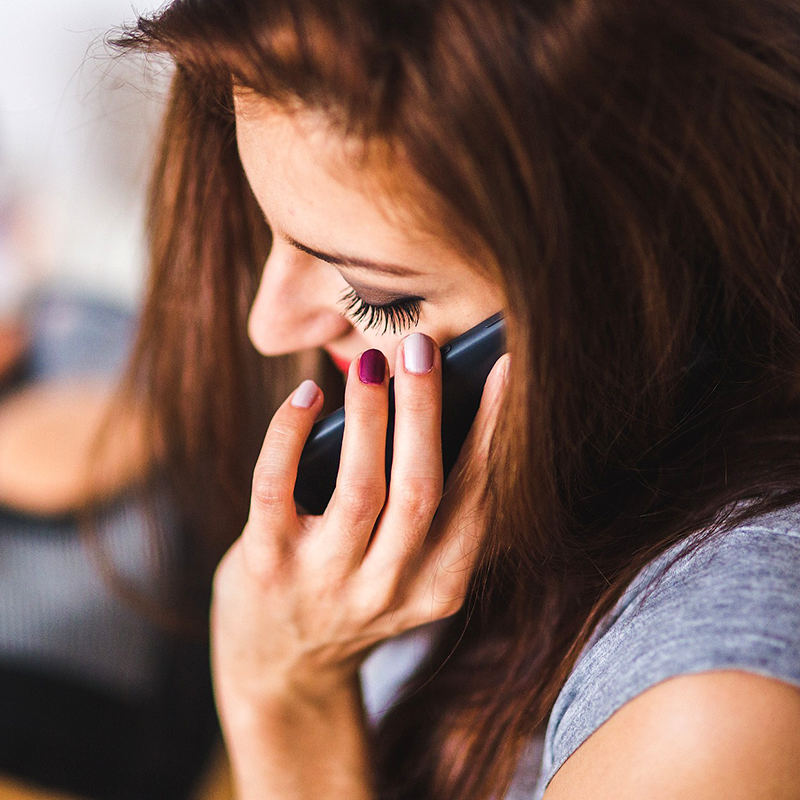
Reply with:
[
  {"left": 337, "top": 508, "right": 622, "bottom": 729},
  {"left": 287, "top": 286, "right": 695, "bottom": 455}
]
[{"left": 112, "top": 0, "right": 800, "bottom": 797}]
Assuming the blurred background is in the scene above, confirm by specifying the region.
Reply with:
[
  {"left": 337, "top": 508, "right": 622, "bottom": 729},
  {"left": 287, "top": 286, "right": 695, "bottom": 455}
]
[
  {"left": 0, "top": 0, "right": 160, "bottom": 310},
  {"left": 0, "top": 3, "right": 231, "bottom": 799}
]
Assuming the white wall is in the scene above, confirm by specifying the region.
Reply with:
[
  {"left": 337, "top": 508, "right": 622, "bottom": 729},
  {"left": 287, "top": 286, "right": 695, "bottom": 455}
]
[{"left": 0, "top": 0, "right": 168, "bottom": 309}]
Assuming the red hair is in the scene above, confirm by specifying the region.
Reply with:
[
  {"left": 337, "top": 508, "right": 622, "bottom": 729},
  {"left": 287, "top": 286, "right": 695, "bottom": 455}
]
[{"left": 112, "top": 1, "right": 800, "bottom": 796}]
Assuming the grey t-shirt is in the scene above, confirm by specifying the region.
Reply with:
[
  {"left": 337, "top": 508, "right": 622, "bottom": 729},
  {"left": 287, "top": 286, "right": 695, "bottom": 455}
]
[
  {"left": 360, "top": 502, "right": 800, "bottom": 797},
  {"left": 528, "top": 502, "right": 800, "bottom": 797}
]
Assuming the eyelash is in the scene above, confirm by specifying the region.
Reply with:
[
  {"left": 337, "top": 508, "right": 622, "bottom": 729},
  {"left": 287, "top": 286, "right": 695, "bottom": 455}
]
[{"left": 338, "top": 286, "right": 423, "bottom": 335}]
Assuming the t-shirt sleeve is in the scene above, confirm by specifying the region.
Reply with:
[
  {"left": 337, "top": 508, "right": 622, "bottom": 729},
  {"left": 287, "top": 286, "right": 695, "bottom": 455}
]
[{"left": 534, "top": 511, "right": 800, "bottom": 798}]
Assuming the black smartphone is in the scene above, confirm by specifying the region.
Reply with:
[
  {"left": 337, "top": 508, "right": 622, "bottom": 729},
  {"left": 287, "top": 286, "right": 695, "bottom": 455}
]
[{"left": 293, "top": 311, "right": 506, "bottom": 515}]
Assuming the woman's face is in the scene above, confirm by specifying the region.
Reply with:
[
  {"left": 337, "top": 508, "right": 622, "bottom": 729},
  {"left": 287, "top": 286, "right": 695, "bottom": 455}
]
[{"left": 234, "top": 91, "right": 505, "bottom": 377}]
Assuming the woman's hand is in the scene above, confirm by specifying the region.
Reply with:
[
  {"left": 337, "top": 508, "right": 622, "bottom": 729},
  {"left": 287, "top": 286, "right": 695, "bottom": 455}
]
[{"left": 211, "top": 332, "right": 508, "bottom": 714}]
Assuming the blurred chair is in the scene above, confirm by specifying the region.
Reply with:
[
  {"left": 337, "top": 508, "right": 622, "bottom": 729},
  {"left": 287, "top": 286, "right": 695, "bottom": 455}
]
[{"left": 0, "top": 290, "right": 219, "bottom": 800}]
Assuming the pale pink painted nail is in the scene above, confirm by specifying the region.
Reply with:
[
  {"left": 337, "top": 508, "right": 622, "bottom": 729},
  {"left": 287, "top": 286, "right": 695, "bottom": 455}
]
[
  {"left": 291, "top": 379, "right": 319, "bottom": 408},
  {"left": 403, "top": 333, "right": 434, "bottom": 374}
]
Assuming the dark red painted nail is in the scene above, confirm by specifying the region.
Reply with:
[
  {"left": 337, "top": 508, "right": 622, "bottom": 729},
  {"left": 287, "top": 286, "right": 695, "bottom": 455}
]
[{"left": 358, "top": 349, "right": 386, "bottom": 385}]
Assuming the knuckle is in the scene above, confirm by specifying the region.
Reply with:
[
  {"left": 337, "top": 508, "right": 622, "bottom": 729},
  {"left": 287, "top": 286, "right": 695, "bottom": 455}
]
[
  {"left": 434, "top": 594, "right": 465, "bottom": 620},
  {"left": 345, "top": 403, "right": 386, "bottom": 428},
  {"left": 393, "top": 477, "right": 443, "bottom": 523},
  {"left": 268, "top": 419, "right": 300, "bottom": 447},
  {"left": 252, "top": 469, "right": 291, "bottom": 510},
  {"left": 211, "top": 547, "right": 235, "bottom": 595},
  {"left": 397, "top": 390, "right": 439, "bottom": 419},
  {"left": 335, "top": 480, "right": 386, "bottom": 518},
  {"left": 430, "top": 577, "right": 467, "bottom": 619},
  {"left": 355, "top": 580, "right": 398, "bottom": 620}
]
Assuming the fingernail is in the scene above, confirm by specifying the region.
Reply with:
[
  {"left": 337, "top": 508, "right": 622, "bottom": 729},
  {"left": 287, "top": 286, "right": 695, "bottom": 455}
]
[
  {"left": 502, "top": 354, "right": 511, "bottom": 384},
  {"left": 358, "top": 349, "right": 386, "bottom": 385},
  {"left": 291, "top": 379, "right": 319, "bottom": 408},
  {"left": 403, "top": 333, "right": 434, "bottom": 374}
]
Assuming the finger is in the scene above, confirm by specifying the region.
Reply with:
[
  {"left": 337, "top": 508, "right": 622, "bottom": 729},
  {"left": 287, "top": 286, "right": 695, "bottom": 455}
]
[
  {"left": 441, "top": 352, "right": 509, "bottom": 505},
  {"left": 362, "top": 333, "right": 443, "bottom": 574},
  {"left": 248, "top": 379, "right": 324, "bottom": 541},
  {"left": 407, "top": 353, "right": 509, "bottom": 623},
  {"left": 322, "top": 349, "right": 390, "bottom": 565}
]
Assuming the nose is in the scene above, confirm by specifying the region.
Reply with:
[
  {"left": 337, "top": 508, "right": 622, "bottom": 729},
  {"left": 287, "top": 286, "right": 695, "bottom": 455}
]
[{"left": 248, "top": 241, "right": 352, "bottom": 356}]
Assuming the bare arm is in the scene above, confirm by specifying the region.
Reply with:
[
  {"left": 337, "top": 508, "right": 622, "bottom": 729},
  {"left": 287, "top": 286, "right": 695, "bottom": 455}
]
[
  {"left": 216, "top": 674, "right": 374, "bottom": 800},
  {"left": 543, "top": 670, "right": 800, "bottom": 800}
]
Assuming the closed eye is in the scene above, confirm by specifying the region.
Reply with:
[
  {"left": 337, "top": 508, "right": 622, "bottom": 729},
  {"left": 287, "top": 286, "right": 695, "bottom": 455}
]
[{"left": 338, "top": 286, "right": 423, "bottom": 334}]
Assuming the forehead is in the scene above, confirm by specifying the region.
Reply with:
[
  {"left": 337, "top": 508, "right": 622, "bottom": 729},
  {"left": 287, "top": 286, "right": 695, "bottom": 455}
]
[{"left": 232, "top": 89, "right": 444, "bottom": 255}]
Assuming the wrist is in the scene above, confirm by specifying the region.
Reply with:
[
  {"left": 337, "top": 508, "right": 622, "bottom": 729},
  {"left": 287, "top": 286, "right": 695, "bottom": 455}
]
[
  {"left": 217, "top": 670, "right": 375, "bottom": 800},
  {"left": 216, "top": 666, "right": 363, "bottom": 734}
]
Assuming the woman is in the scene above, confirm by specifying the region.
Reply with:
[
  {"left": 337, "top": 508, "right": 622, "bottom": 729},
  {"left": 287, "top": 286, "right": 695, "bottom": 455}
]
[{"left": 113, "top": 0, "right": 800, "bottom": 798}]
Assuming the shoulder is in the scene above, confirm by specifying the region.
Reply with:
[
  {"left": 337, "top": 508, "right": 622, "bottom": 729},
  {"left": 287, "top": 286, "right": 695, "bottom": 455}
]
[
  {"left": 543, "top": 670, "right": 800, "bottom": 799},
  {"left": 535, "top": 505, "right": 800, "bottom": 798}
]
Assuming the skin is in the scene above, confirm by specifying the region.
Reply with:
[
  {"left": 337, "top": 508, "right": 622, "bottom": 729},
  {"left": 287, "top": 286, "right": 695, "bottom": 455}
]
[
  {"left": 544, "top": 671, "right": 800, "bottom": 800},
  {"left": 215, "top": 92, "right": 800, "bottom": 800},
  {"left": 235, "top": 90, "right": 505, "bottom": 371},
  {"left": 0, "top": 322, "right": 150, "bottom": 516},
  {"left": 217, "top": 90, "right": 507, "bottom": 799},
  {"left": 0, "top": 380, "right": 149, "bottom": 516}
]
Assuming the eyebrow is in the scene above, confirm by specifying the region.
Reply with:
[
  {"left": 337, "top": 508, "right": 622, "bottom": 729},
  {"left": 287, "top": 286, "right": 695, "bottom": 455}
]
[{"left": 286, "top": 235, "right": 425, "bottom": 277}]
